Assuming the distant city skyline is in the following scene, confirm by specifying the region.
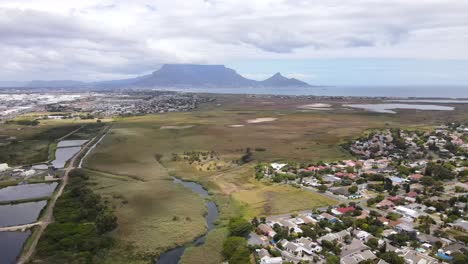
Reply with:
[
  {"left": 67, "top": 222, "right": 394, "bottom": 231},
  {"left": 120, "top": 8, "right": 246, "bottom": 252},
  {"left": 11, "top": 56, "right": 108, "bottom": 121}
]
[{"left": 1, "top": 1, "right": 468, "bottom": 85}]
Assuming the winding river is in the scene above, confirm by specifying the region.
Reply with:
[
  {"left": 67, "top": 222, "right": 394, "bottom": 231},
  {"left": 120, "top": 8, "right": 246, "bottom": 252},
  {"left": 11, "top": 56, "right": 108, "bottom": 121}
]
[{"left": 155, "top": 177, "right": 219, "bottom": 264}]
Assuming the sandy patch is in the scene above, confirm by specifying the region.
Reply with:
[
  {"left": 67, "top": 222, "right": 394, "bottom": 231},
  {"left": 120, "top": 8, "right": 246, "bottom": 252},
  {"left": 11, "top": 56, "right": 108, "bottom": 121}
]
[
  {"left": 229, "top": 124, "right": 245, "bottom": 128},
  {"left": 298, "top": 103, "right": 332, "bottom": 110},
  {"left": 246, "top": 117, "right": 277, "bottom": 123},
  {"left": 160, "top": 125, "right": 194, "bottom": 130}
]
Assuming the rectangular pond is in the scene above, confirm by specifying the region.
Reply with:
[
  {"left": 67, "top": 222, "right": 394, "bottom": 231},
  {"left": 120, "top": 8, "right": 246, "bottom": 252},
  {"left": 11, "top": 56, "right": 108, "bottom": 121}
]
[
  {"left": 0, "top": 182, "right": 58, "bottom": 202},
  {"left": 0, "top": 201, "right": 47, "bottom": 227},
  {"left": 0, "top": 231, "right": 31, "bottom": 264},
  {"left": 56, "top": 140, "right": 88, "bottom": 148},
  {"left": 51, "top": 146, "right": 81, "bottom": 169}
]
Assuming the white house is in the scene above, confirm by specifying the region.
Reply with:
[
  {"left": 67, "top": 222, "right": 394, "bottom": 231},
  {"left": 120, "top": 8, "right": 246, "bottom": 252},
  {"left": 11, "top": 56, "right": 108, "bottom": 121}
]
[
  {"left": 271, "top": 163, "right": 287, "bottom": 171},
  {"left": 0, "top": 163, "right": 9, "bottom": 172}
]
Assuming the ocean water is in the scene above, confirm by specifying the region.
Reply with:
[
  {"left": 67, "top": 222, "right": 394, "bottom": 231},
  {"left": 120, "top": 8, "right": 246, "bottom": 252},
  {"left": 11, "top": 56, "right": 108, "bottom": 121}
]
[{"left": 159, "top": 86, "right": 468, "bottom": 98}]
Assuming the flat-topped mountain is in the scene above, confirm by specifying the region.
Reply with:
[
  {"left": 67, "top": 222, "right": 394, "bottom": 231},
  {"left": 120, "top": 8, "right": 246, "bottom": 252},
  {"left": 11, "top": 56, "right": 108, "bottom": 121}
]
[
  {"left": 1, "top": 64, "right": 311, "bottom": 89},
  {"left": 96, "top": 64, "right": 311, "bottom": 88}
]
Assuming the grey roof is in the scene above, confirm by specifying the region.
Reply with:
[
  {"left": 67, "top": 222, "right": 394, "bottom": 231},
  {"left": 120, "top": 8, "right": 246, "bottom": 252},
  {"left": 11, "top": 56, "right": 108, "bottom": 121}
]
[{"left": 341, "top": 250, "right": 376, "bottom": 264}]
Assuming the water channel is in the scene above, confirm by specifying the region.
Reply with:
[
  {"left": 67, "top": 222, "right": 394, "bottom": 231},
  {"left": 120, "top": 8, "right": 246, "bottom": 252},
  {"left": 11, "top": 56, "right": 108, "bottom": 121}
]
[{"left": 155, "top": 177, "right": 219, "bottom": 264}]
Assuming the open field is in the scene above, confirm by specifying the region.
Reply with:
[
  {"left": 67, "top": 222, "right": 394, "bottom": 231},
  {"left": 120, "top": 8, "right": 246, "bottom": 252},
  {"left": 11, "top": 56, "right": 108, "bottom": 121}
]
[{"left": 57, "top": 94, "right": 468, "bottom": 262}]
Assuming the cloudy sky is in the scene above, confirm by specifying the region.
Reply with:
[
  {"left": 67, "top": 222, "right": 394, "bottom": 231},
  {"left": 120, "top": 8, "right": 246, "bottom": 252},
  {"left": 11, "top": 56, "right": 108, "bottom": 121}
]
[{"left": 1, "top": 0, "right": 468, "bottom": 85}]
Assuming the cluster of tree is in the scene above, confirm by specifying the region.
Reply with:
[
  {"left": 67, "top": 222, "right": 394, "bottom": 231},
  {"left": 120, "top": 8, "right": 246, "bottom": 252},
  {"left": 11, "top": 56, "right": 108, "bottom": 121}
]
[
  {"left": 425, "top": 162, "right": 455, "bottom": 180},
  {"left": 6, "top": 119, "right": 40, "bottom": 126},
  {"left": 222, "top": 217, "right": 253, "bottom": 264},
  {"left": 239, "top": 148, "right": 253, "bottom": 164},
  {"left": 378, "top": 251, "right": 405, "bottom": 264},
  {"left": 34, "top": 169, "right": 118, "bottom": 263},
  {"left": 79, "top": 113, "right": 95, "bottom": 120},
  {"left": 355, "top": 215, "right": 384, "bottom": 237},
  {"left": 366, "top": 194, "right": 385, "bottom": 206}
]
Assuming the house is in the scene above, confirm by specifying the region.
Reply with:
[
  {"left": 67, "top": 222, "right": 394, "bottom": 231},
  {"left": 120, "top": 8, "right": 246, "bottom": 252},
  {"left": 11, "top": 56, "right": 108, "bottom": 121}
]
[
  {"left": 409, "top": 173, "right": 423, "bottom": 181},
  {"left": 341, "top": 239, "right": 370, "bottom": 257},
  {"left": 279, "top": 220, "right": 303, "bottom": 234},
  {"left": 394, "top": 206, "right": 419, "bottom": 218},
  {"left": 406, "top": 191, "right": 418, "bottom": 198},
  {"left": 401, "top": 249, "right": 438, "bottom": 264},
  {"left": 389, "top": 176, "right": 404, "bottom": 185},
  {"left": 395, "top": 223, "right": 417, "bottom": 239},
  {"left": 376, "top": 199, "right": 395, "bottom": 209},
  {"left": 299, "top": 215, "right": 318, "bottom": 225},
  {"left": 20, "top": 169, "right": 36, "bottom": 177},
  {"left": 248, "top": 232, "right": 269, "bottom": 247},
  {"left": 297, "top": 237, "right": 322, "bottom": 253},
  {"left": 0, "top": 163, "right": 9, "bottom": 172},
  {"left": 257, "top": 248, "right": 283, "bottom": 264},
  {"left": 318, "top": 229, "right": 349, "bottom": 244},
  {"left": 378, "top": 217, "right": 401, "bottom": 228},
  {"left": 354, "top": 230, "right": 372, "bottom": 241},
  {"left": 449, "top": 219, "right": 468, "bottom": 232},
  {"left": 271, "top": 163, "right": 287, "bottom": 171},
  {"left": 258, "top": 224, "right": 277, "bottom": 238},
  {"left": 341, "top": 250, "right": 376, "bottom": 264},
  {"left": 332, "top": 206, "right": 355, "bottom": 216},
  {"left": 320, "top": 213, "right": 338, "bottom": 223}
]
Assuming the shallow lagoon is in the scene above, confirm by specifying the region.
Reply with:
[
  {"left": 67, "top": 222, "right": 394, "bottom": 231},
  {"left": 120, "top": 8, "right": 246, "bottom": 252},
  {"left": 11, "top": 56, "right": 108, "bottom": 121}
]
[
  {"left": 343, "top": 103, "right": 454, "bottom": 114},
  {"left": 0, "top": 201, "right": 47, "bottom": 227}
]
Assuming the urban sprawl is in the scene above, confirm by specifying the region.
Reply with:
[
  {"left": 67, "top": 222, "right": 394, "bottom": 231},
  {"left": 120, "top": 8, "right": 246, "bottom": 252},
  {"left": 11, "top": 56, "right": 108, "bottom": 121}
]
[{"left": 251, "top": 124, "right": 468, "bottom": 264}]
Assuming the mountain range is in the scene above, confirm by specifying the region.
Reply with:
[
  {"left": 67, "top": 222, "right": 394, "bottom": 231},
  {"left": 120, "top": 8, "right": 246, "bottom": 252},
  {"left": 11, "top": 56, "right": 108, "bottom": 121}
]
[{"left": 0, "top": 64, "right": 311, "bottom": 89}]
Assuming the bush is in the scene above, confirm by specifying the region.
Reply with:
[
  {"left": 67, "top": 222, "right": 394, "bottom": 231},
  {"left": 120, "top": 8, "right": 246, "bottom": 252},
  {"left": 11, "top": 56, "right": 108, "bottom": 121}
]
[{"left": 228, "top": 217, "right": 252, "bottom": 237}]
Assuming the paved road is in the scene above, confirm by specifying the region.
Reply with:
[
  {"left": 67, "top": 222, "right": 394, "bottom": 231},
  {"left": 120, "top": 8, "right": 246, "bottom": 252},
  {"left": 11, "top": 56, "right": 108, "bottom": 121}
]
[{"left": 16, "top": 138, "right": 95, "bottom": 264}]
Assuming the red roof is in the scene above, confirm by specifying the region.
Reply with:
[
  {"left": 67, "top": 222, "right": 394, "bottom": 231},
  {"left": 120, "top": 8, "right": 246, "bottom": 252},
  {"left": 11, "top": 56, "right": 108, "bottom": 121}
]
[
  {"left": 410, "top": 174, "right": 423, "bottom": 180},
  {"left": 335, "top": 172, "right": 345, "bottom": 177},
  {"left": 336, "top": 206, "right": 355, "bottom": 214},
  {"left": 307, "top": 166, "right": 319, "bottom": 171},
  {"left": 387, "top": 196, "right": 401, "bottom": 202},
  {"left": 406, "top": 191, "right": 418, "bottom": 198}
]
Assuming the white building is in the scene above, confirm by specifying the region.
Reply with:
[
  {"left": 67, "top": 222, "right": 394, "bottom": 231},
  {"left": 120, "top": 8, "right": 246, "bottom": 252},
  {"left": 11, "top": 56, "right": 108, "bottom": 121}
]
[{"left": 0, "top": 163, "right": 9, "bottom": 172}]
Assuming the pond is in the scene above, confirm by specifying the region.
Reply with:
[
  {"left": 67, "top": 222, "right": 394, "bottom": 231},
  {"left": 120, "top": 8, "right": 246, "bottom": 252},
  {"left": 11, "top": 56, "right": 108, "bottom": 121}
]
[
  {"left": 0, "top": 201, "right": 47, "bottom": 227},
  {"left": 51, "top": 146, "right": 81, "bottom": 169},
  {"left": 155, "top": 178, "right": 219, "bottom": 264},
  {"left": 0, "top": 231, "right": 31, "bottom": 264},
  {"left": 0, "top": 182, "right": 58, "bottom": 202},
  {"left": 343, "top": 103, "right": 455, "bottom": 114},
  {"left": 56, "top": 140, "right": 88, "bottom": 148}
]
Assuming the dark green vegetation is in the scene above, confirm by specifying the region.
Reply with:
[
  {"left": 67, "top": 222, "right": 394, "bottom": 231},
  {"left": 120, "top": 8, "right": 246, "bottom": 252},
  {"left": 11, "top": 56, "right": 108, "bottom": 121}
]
[
  {"left": 222, "top": 218, "right": 252, "bottom": 264},
  {"left": 0, "top": 122, "right": 106, "bottom": 165},
  {"left": 0, "top": 125, "right": 80, "bottom": 165},
  {"left": 33, "top": 169, "right": 117, "bottom": 263}
]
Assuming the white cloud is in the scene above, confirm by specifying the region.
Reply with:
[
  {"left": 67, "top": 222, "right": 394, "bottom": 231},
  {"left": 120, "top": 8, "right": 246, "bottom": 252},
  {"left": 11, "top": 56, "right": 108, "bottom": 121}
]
[{"left": 0, "top": 0, "right": 468, "bottom": 81}]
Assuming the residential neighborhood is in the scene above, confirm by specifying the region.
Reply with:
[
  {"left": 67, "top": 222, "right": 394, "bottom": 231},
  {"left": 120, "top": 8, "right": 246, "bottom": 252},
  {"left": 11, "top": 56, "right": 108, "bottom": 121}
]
[{"left": 251, "top": 123, "right": 468, "bottom": 264}]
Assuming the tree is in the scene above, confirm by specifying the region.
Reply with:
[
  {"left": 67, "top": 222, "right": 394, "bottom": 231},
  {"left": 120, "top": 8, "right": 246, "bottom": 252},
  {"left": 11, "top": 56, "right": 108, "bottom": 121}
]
[
  {"left": 325, "top": 254, "right": 340, "bottom": 264},
  {"left": 223, "top": 236, "right": 247, "bottom": 259},
  {"left": 378, "top": 252, "right": 405, "bottom": 264},
  {"left": 348, "top": 185, "right": 358, "bottom": 194},
  {"left": 228, "top": 218, "right": 252, "bottom": 237},
  {"left": 317, "top": 185, "right": 328, "bottom": 193},
  {"left": 251, "top": 217, "right": 259, "bottom": 227},
  {"left": 96, "top": 210, "right": 117, "bottom": 234}
]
